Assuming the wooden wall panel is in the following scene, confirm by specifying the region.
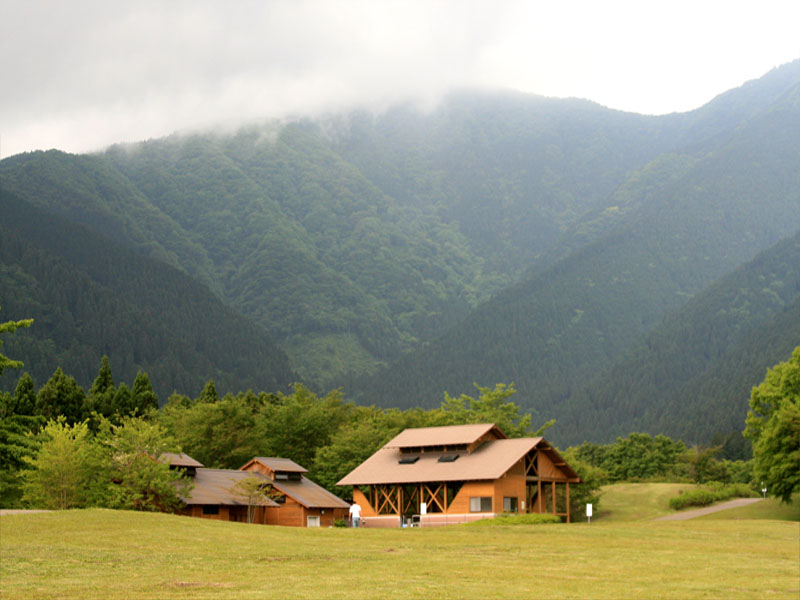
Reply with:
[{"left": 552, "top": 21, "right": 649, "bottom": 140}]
[
  {"left": 492, "top": 461, "right": 526, "bottom": 513},
  {"left": 352, "top": 488, "right": 375, "bottom": 517},
  {"left": 448, "top": 481, "right": 496, "bottom": 514},
  {"left": 537, "top": 452, "right": 562, "bottom": 479}
]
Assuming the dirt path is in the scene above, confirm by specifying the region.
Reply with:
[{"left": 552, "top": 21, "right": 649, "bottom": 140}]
[
  {"left": 654, "top": 497, "right": 763, "bottom": 521},
  {"left": 0, "top": 509, "right": 52, "bottom": 516}
]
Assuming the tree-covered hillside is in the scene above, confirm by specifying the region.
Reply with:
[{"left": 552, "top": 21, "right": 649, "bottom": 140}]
[
  {"left": 351, "top": 67, "right": 800, "bottom": 438},
  {"left": 0, "top": 90, "right": 692, "bottom": 385},
  {"left": 0, "top": 188, "right": 295, "bottom": 399},
  {"left": 1, "top": 59, "right": 798, "bottom": 441},
  {"left": 558, "top": 231, "right": 800, "bottom": 445}
]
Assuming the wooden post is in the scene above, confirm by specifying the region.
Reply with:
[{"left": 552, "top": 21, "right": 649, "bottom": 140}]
[
  {"left": 551, "top": 481, "right": 556, "bottom": 514},
  {"left": 566, "top": 482, "right": 570, "bottom": 523},
  {"left": 537, "top": 479, "right": 542, "bottom": 513}
]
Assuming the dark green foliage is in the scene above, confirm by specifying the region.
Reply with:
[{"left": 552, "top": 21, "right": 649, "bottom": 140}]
[
  {"left": 347, "top": 67, "right": 800, "bottom": 442},
  {"left": 35, "top": 367, "right": 88, "bottom": 425},
  {"left": 558, "top": 232, "right": 800, "bottom": 445},
  {"left": 0, "top": 386, "right": 43, "bottom": 507},
  {"left": 11, "top": 372, "right": 37, "bottom": 416},
  {"left": 571, "top": 433, "right": 687, "bottom": 483},
  {"left": 159, "top": 392, "right": 264, "bottom": 469},
  {"left": 0, "top": 188, "right": 295, "bottom": 400},
  {"left": 256, "top": 384, "right": 351, "bottom": 472},
  {"left": 131, "top": 371, "right": 159, "bottom": 414},
  {"left": 0, "top": 305, "right": 33, "bottom": 376}
]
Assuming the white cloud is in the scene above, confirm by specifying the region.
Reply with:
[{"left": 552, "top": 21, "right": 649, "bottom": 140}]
[{"left": 1, "top": 0, "right": 798, "bottom": 157}]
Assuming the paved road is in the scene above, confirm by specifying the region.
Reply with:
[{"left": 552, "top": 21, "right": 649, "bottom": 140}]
[{"left": 654, "top": 497, "right": 763, "bottom": 521}]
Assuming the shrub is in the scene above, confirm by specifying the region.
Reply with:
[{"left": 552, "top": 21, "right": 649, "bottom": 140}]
[
  {"left": 466, "top": 513, "right": 562, "bottom": 526},
  {"left": 669, "top": 482, "right": 758, "bottom": 510}
]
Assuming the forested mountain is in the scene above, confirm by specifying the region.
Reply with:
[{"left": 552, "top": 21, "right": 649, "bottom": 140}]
[
  {"left": 1, "top": 60, "right": 798, "bottom": 446},
  {"left": 0, "top": 89, "right": 694, "bottom": 384},
  {"left": 351, "top": 64, "right": 800, "bottom": 438},
  {"left": 0, "top": 188, "right": 295, "bottom": 399},
  {"left": 558, "top": 231, "right": 800, "bottom": 446}
]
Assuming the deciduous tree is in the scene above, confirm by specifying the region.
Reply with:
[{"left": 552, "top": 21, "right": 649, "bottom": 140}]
[
  {"left": 745, "top": 347, "right": 800, "bottom": 503},
  {"left": 22, "top": 418, "right": 96, "bottom": 509}
]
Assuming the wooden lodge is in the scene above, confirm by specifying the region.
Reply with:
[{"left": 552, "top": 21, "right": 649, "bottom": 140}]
[
  {"left": 337, "top": 423, "right": 581, "bottom": 527},
  {"left": 162, "top": 453, "right": 348, "bottom": 527}
]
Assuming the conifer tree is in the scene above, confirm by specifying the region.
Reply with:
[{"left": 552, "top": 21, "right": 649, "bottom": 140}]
[
  {"left": 198, "top": 379, "right": 219, "bottom": 404},
  {"left": 12, "top": 372, "right": 36, "bottom": 416},
  {"left": 35, "top": 368, "right": 87, "bottom": 424},
  {"left": 132, "top": 371, "right": 159, "bottom": 414},
  {"left": 89, "top": 356, "right": 116, "bottom": 417},
  {"left": 0, "top": 306, "right": 33, "bottom": 376}
]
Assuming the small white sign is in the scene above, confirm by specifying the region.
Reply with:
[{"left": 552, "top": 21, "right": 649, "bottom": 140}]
[
  {"left": 586, "top": 503, "right": 593, "bottom": 517},
  {"left": 420, "top": 502, "right": 427, "bottom": 515}
]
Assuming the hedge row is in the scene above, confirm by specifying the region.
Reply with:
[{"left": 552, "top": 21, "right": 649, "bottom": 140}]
[{"left": 669, "top": 483, "right": 758, "bottom": 511}]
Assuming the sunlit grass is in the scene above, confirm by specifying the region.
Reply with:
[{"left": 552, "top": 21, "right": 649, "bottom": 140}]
[
  {"left": 594, "top": 482, "right": 692, "bottom": 521},
  {"left": 696, "top": 494, "right": 800, "bottom": 522},
  {"left": 1, "top": 508, "right": 798, "bottom": 599}
]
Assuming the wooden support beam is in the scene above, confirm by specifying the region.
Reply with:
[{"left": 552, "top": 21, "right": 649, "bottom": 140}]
[
  {"left": 537, "top": 479, "right": 542, "bottom": 513},
  {"left": 566, "top": 482, "right": 571, "bottom": 523}
]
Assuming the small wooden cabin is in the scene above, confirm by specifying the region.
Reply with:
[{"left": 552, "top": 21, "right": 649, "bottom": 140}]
[
  {"left": 337, "top": 423, "right": 581, "bottom": 527},
  {"left": 162, "top": 453, "right": 279, "bottom": 523},
  {"left": 241, "top": 457, "right": 350, "bottom": 527}
]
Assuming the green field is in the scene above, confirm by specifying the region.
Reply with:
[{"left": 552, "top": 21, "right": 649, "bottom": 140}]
[
  {"left": 594, "top": 483, "right": 691, "bottom": 522},
  {"left": 1, "top": 508, "right": 798, "bottom": 599}
]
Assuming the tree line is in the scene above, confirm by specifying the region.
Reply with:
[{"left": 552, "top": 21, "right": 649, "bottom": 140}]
[{"left": 3, "top": 347, "right": 797, "bottom": 513}]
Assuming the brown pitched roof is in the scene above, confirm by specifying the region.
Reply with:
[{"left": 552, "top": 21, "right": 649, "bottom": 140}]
[
  {"left": 160, "top": 452, "right": 204, "bottom": 468},
  {"left": 338, "top": 437, "right": 548, "bottom": 485},
  {"left": 270, "top": 477, "right": 350, "bottom": 510},
  {"left": 241, "top": 457, "right": 308, "bottom": 473},
  {"left": 384, "top": 423, "right": 506, "bottom": 448},
  {"left": 182, "top": 469, "right": 280, "bottom": 507}
]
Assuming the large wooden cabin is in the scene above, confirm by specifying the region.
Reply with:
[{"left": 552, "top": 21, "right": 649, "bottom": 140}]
[{"left": 337, "top": 423, "right": 581, "bottom": 527}]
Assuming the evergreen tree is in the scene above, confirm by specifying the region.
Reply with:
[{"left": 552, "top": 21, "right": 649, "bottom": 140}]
[
  {"left": 89, "top": 356, "right": 116, "bottom": 418},
  {"left": 112, "top": 384, "right": 134, "bottom": 419},
  {"left": 10, "top": 372, "right": 36, "bottom": 416},
  {"left": 198, "top": 379, "right": 219, "bottom": 404},
  {"left": 0, "top": 306, "right": 33, "bottom": 376},
  {"left": 132, "top": 371, "right": 159, "bottom": 414},
  {"left": 35, "top": 368, "right": 88, "bottom": 424}
]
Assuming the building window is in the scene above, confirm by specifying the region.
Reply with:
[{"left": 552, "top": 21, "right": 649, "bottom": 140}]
[
  {"left": 503, "top": 497, "right": 518, "bottom": 512},
  {"left": 307, "top": 515, "right": 321, "bottom": 527},
  {"left": 469, "top": 497, "right": 492, "bottom": 512},
  {"left": 202, "top": 505, "right": 219, "bottom": 515}
]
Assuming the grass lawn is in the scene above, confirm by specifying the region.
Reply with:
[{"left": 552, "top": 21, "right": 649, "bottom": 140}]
[
  {"left": 594, "top": 482, "right": 692, "bottom": 521},
  {"left": 696, "top": 495, "right": 800, "bottom": 522},
  {"left": 1, "top": 509, "right": 798, "bottom": 599}
]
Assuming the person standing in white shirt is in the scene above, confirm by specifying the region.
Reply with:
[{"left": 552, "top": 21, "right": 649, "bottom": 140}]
[{"left": 349, "top": 501, "right": 362, "bottom": 527}]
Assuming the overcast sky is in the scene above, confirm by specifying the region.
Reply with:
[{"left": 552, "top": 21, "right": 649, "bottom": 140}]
[{"left": 1, "top": 0, "right": 798, "bottom": 158}]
